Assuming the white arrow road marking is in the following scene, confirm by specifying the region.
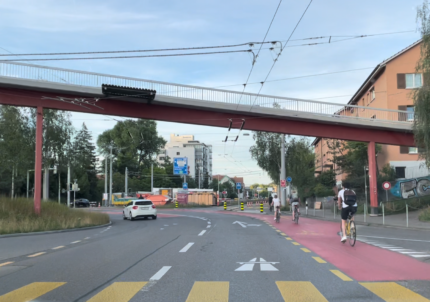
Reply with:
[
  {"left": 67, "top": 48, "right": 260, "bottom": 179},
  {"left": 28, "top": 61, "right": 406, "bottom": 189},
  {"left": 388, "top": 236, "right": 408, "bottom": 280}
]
[
  {"left": 233, "top": 221, "right": 247, "bottom": 228},
  {"left": 235, "top": 258, "right": 257, "bottom": 271},
  {"left": 235, "top": 258, "right": 279, "bottom": 271}
]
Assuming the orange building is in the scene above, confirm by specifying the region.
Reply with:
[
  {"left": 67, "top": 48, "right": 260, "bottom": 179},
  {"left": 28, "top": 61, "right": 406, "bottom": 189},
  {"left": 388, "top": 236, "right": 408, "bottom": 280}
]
[{"left": 314, "top": 40, "right": 429, "bottom": 182}]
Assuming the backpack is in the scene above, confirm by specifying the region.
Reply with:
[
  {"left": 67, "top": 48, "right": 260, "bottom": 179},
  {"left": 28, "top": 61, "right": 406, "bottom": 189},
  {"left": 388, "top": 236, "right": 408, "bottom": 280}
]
[{"left": 343, "top": 189, "right": 356, "bottom": 206}]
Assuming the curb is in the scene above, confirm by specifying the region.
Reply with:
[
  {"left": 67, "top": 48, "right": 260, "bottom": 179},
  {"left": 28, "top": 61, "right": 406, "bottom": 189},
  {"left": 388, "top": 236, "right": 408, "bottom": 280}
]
[{"left": 0, "top": 221, "right": 112, "bottom": 239}]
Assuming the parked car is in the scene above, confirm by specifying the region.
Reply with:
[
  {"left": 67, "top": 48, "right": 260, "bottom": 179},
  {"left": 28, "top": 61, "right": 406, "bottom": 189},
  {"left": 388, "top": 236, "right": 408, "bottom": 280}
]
[
  {"left": 70, "top": 199, "right": 90, "bottom": 208},
  {"left": 123, "top": 199, "right": 157, "bottom": 221}
]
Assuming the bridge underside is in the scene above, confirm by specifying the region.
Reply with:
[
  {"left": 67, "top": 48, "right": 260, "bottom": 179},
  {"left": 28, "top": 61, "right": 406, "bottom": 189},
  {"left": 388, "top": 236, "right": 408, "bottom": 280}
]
[{"left": 0, "top": 86, "right": 416, "bottom": 215}]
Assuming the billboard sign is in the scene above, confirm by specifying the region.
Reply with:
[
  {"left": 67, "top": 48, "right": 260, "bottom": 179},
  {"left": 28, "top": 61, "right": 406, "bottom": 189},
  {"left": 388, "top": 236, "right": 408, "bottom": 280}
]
[{"left": 173, "top": 157, "right": 188, "bottom": 175}]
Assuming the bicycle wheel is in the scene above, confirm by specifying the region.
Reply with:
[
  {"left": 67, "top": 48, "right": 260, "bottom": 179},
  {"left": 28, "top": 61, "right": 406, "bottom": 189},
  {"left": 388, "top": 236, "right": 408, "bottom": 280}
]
[
  {"left": 349, "top": 221, "right": 356, "bottom": 246},
  {"left": 294, "top": 208, "right": 299, "bottom": 224},
  {"left": 276, "top": 211, "right": 280, "bottom": 223}
]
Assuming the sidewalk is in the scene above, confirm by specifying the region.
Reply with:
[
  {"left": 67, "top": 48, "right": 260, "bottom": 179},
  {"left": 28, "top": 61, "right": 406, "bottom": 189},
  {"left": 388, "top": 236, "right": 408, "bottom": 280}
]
[{"left": 293, "top": 204, "right": 430, "bottom": 230}]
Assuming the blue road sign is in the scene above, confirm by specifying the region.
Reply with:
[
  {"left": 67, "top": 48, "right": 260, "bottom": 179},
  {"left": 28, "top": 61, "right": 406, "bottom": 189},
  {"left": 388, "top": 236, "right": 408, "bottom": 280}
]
[
  {"left": 287, "top": 176, "right": 292, "bottom": 183},
  {"left": 182, "top": 183, "right": 188, "bottom": 190},
  {"left": 173, "top": 157, "right": 188, "bottom": 175},
  {"left": 236, "top": 182, "right": 242, "bottom": 190}
]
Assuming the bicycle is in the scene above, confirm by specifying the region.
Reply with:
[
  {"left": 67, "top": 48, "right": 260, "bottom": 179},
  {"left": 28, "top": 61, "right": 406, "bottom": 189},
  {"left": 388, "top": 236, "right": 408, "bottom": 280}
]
[
  {"left": 293, "top": 204, "right": 299, "bottom": 224},
  {"left": 340, "top": 213, "right": 356, "bottom": 246},
  {"left": 275, "top": 206, "right": 281, "bottom": 223}
]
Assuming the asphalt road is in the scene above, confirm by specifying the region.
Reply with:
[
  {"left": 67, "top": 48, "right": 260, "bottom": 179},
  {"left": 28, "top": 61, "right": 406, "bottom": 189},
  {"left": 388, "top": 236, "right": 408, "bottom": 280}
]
[{"left": 0, "top": 207, "right": 430, "bottom": 301}]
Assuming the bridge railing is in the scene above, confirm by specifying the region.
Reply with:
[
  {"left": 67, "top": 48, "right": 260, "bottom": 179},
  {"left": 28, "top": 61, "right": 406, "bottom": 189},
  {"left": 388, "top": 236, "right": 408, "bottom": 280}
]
[{"left": 0, "top": 62, "right": 412, "bottom": 124}]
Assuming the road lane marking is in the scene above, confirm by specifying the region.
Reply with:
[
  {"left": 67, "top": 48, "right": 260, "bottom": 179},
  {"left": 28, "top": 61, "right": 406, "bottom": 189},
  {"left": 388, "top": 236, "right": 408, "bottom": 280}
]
[
  {"left": 160, "top": 228, "right": 164, "bottom": 230},
  {"left": 276, "top": 281, "right": 328, "bottom": 302},
  {"left": 280, "top": 233, "right": 286, "bottom": 236},
  {"left": 150, "top": 266, "right": 171, "bottom": 281},
  {"left": 330, "top": 270, "right": 352, "bottom": 281},
  {"left": 259, "top": 258, "right": 279, "bottom": 271},
  {"left": 0, "top": 282, "right": 65, "bottom": 302},
  {"left": 411, "top": 254, "right": 430, "bottom": 258},
  {"left": 208, "top": 222, "right": 211, "bottom": 224},
  {"left": 179, "top": 243, "right": 195, "bottom": 253},
  {"left": 358, "top": 235, "right": 430, "bottom": 243},
  {"left": 0, "top": 261, "right": 13, "bottom": 267},
  {"left": 87, "top": 282, "right": 147, "bottom": 302},
  {"left": 28, "top": 252, "right": 46, "bottom": 258},
  {"left": 198, "top": 230, "right": 206, "bottom": 236},
  {"left": 360, "top": 282, "right": 430, "bottom": 302},
  {"left": 276, "top": 230, "right": 281, "bottom": 232},
  {"left": 52, "top": 246, "right": 64, "bottom": 250},
  {"left": 70, "top": 240, "right": 81, "bottom": 244},
  {"left": 84, "top": 237, "right": 90, "bottom": 239},
  {"left": 286, "top": 237, "right": 292, "bottom": 240},
  {"left": 301, "top": 248, "right": 311, "bottom": 253},
  {"left": 207, "top": 225, "right": 211, "bottom": 228},
  {"left": 235, "top": 258, "right": 257, "bottom": 271},
  {"left": 186, "top": 282, "right": 229, "bottom": 302},
  {"left": 292, "top": 242, "right": 300, "bottom": 246},
  {"left": 312, "top": 257, "right": 326, "bottom": 263},
  {"left": 389, "top": 249, "right": 412, "bottom": 251},
  {"left": 400, "top": 251, "right": 428, "bottom": 254}
]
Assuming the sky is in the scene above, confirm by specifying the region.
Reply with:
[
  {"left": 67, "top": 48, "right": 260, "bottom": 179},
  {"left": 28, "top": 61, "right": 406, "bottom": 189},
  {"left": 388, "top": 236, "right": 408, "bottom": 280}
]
[{"left": 0, "top": 0, "right": 424, "bottom": 185}]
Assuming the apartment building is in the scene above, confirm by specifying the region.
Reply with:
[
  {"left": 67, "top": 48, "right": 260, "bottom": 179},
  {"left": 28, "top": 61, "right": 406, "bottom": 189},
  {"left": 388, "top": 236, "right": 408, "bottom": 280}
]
[
  {"left": 314, "top": 40, "right": 430, "bottom": 181},
  {"left": 157, "top": 134, "right": 213, "bottom": 183}
]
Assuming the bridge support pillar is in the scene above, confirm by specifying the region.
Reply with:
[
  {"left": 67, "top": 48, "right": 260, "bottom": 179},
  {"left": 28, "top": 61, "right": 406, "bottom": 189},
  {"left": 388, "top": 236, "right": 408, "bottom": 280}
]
[
  {"left": 368, "top": 141, "right": 378, "bottom": 216},
  {"left": 34, "top": 106, "right": 43, "bottom": 215}
]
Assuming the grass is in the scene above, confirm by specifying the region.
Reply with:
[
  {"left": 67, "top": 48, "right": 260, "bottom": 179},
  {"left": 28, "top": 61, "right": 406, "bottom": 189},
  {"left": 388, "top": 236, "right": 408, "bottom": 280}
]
[
  {"left": 0, "top": 197, "right": 110, "bottom": 235},
  {"left": 419, "top": 207, "right": 430, "bottom": 222}
]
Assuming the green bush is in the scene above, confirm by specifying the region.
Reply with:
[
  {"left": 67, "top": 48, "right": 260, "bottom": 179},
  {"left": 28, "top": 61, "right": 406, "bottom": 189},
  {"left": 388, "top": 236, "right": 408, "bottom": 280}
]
[
  {"left": 0, "top": 197, "right": 109, "bottom": 235},
  {"left": 419, "top": 207, "right": 430, "bottom": 222}
]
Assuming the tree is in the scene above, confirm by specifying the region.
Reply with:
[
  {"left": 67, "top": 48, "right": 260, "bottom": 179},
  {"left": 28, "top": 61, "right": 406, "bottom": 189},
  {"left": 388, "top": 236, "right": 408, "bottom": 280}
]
[
  {"left": 414, "top": 0, "right": 430, "bottom": 168},
  {"left": 250, "top": 132, "right": 282, "bottom": 183}
]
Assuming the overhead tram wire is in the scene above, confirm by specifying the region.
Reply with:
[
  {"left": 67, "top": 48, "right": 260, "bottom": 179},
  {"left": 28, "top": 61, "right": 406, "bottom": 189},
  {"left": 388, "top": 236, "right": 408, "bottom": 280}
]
[
  {"left": 0, "top": 49, "right": 254, "bottom": 62},
  {"left": 235, "top": 0, "right": 284, "bottom": 111},
  {"left": 249, "top": 0, "right": 314, "bottom": 111}
]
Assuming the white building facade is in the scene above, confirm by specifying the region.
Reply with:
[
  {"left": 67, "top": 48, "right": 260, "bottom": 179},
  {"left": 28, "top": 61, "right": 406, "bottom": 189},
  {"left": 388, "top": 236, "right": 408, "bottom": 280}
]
[{"left": 157, "top": 134, "right": 212, "bottom": 184}]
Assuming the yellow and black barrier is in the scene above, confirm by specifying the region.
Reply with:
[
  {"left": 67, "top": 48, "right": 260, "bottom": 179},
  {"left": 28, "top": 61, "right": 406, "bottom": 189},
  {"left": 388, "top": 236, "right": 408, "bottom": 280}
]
[
  {"left": 260, "top": 202, "right": 264, "bottom": 213},
  {"left": 240, "top": 202, "right": 244, "bottom": 211},
  {"left": 224, "top": 201, "right": 227, "bottom": 210},
  {"left": 175, "top": 201, "right": 178, "bottom": 208}
]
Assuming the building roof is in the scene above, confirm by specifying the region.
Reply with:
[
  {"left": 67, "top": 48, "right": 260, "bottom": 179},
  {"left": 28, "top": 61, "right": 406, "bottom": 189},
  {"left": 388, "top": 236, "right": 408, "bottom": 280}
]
[
  {"left": 212, "top": 174, "right": 245, "bottom": 185},
  {"left": 347, "top": 39, "right": 422, "bottom": 105}
]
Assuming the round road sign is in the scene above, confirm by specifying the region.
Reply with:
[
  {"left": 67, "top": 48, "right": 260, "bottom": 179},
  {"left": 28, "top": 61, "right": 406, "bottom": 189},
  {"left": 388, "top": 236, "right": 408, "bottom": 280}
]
[
  {"left": 222, "top": 191, "right": 227, "bottom": 195},
  {"left": 382, "top": 181, "right": 391, "bottom": 190}
]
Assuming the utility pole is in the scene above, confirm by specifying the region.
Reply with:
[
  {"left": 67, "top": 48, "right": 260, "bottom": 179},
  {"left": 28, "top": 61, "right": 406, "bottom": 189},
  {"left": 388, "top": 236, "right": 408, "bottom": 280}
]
[
  {"left": 11, "top": 166, "right": 14, "bottom": 199},
  {"left": 280, "top": 134, "right": 286, "bottom": 207},
  {"left": 67, "top": 164, "right": 70, "bottom": 207},
  {"left": 73, "top": 179, "right": 77, "bottom": 208},
  {"left": 109, "top": 145, "right": 113, "bottom": 207},
  {"left": 198, "top": 168, "right": 201, "bottom": 189},
  {"left": 104, "top": 157, "right": 107, "bottom": 206},
  {"left": 151, "top": 163, "right": 154, "bottom": 193},
  {"left": 27, "top": 170, "right": 29, "bottom": 198},
  {"left": 125, "top": 167, "right": 128, "bottom": 195},
  {"left": 58, "top": 166, "right": 60, "bottom": 204}
]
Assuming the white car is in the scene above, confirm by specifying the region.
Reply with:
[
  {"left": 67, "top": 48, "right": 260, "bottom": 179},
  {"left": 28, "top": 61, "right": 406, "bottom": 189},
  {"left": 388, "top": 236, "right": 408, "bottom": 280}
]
[{"left": 123, "top": 200, "right": 157, "bottom": 221}]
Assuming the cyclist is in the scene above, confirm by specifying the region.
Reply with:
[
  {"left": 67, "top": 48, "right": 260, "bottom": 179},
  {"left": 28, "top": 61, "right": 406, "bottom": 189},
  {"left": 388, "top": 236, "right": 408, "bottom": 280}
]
[
  {"left": 268, "top": 194, "right": 273, "bottom": 212},
  {"left": 338, "top": 182, "right": 357, "bottom": 242},
  {"left": 291, "top": 196, "right": 300, "bottom": 221},
  {"left": 272, "top": 194, "right": 280, "bottom": 220}
]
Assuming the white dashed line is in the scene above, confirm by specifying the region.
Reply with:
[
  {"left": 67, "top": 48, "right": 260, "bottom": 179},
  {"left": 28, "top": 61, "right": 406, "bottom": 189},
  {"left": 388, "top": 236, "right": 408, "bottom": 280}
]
[
  {"left": 180, "top": 243, "right": 194, "bottom": 253},
  {"left": 28, "top": 252, "right": 45, "bottom": 258},
  {"left": 198, "top": 230, "right": 206, "bottom": 236},
  {"left": 160, "top": 228, "right": 164, "bottom": 230},
  {"left": 52, "top": 246, "right": 64, "bottom": 250},
  {"left": 411, "top": 254, "right": 430, "bottom": 258},
  {"left": 164, "top": 225, "right": 169, "bottom": 227},
  {"left": 84, "top": 237, "right": 90, "bottom": 240},
  {"left": 71, "top": 240, "right": 81, "bottom": 244},
  {"left": 150, "top": 266, "right": 172, "bottom": 280},
  {"left": 207, "top": 225, "right": 211, "bottom": 228}
]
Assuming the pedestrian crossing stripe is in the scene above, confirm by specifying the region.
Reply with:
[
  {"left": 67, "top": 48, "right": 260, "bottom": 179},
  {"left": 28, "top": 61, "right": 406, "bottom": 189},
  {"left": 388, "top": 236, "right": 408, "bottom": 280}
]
[
  {"left": 330, "top": 270, "right": 353, "bottom": 281},
  {"left": 1, "top": 281, "right": 429, "bottom": 301}
]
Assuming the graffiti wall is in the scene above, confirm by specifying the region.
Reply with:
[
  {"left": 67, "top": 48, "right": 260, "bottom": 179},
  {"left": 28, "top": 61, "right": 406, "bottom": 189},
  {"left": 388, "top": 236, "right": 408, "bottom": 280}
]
[{"left": 389, "top": 176, "right": 430, "bottom": 199}]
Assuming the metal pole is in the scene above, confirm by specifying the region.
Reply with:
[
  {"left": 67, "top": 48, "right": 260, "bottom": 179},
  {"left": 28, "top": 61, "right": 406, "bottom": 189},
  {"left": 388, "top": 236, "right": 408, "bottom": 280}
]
[
  {"left": 73, "top": 179, "right": 77, "bottom": 209},
  {"left": 280, "top": 134, "right": 286, "bottom": 207},
  {"left": 125, "top": 167, "right": 128, "bottom": 195},
  {"left": 104, "top": 157, "right": 107, "bottom": 206},
  {"left": 334, "top": 201, "right": 336, "bottom": 219},
  {"left": 364, "top": 166, "right": 368, "bottom": 223},
  {"left": 151, "top": 163, "right": 153, "bottom": 193},
  {"left": 238, "top": 189, "right": 240, "bottom": 208},
  {"left": 323, "top": 200, "right": 325, "bottom": 218},
  {"left": 109, "top": 145, "right": 113, "bottom": 207},
  {"left": 27, "top": 170, "right": 29, "bottom": 199},
  {"left": 67, "top": 164, "right": 70, "bottom": 207},
  {"left": 34, "top": 106, "right": 43, "bottom": 215},
  {"left": 382, "top": 202, "right": 385, "bottom": 225},
  {"left": 11, "top": 166, "right": 14, "bottom": 199},
  {"left": 406, "top": 203, "right": 408, "bottom": 228},
  {"left": 58, "top": 168, "right": 60, "bottom": 204}
]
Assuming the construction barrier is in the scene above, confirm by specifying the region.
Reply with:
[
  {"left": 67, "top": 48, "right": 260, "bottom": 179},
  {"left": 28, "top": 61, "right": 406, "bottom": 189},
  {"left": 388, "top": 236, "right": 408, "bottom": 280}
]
[
  {"left": 247, "top": 202, "right": 253, "bottom": 207},
  {"left": 240, "top": 202, "right": 244, "bottom": 211},
  {"left": 175, "top": 201, "right": 178, "bottom": 208},
  {"left": 224, "top": 201, "right": 227, "bottom": 210},
  {"left": 260, "top": 202, "right": 264, "bottom": 213}
]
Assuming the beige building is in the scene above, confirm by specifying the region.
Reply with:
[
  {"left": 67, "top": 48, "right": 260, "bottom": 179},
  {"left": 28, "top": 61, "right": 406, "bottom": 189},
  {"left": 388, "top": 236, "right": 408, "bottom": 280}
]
[{"left": 314, "top": 40, "right": 429, "bottom": 182}]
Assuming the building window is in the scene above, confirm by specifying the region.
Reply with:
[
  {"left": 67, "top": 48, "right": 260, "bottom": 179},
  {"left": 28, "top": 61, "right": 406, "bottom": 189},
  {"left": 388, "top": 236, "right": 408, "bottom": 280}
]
[
  {"left": 370, "top": 88, "right": 375, "bottom": 102},
  {"left": 176, "top": 152, "right": 180, "bottom": 155},
  {"left": 406, "top": 106, "right": 414, "bottom": 121},
  {"left": 395, "top": 167, "right": 406, "bottom": 179},
  {"left": 409, "top": 147, "right": 418, "bottom": 154},
  {"left": 406, "top": 74, "right": 422, "bottom": 88}
]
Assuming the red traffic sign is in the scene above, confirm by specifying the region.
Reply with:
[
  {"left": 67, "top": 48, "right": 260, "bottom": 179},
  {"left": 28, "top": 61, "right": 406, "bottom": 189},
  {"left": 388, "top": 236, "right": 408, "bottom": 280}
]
[
  {"left": 281, "top": 180, "right": 286, "bottom": 187},
  {"left": 254, "top": 193, "right": 258, "bottom": 197},
  {"left": 222, "top": 191, "right": 227, "bottom": 195},
  {"left": 382, "top": 181, "right": 391, "bottom": 190}
]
